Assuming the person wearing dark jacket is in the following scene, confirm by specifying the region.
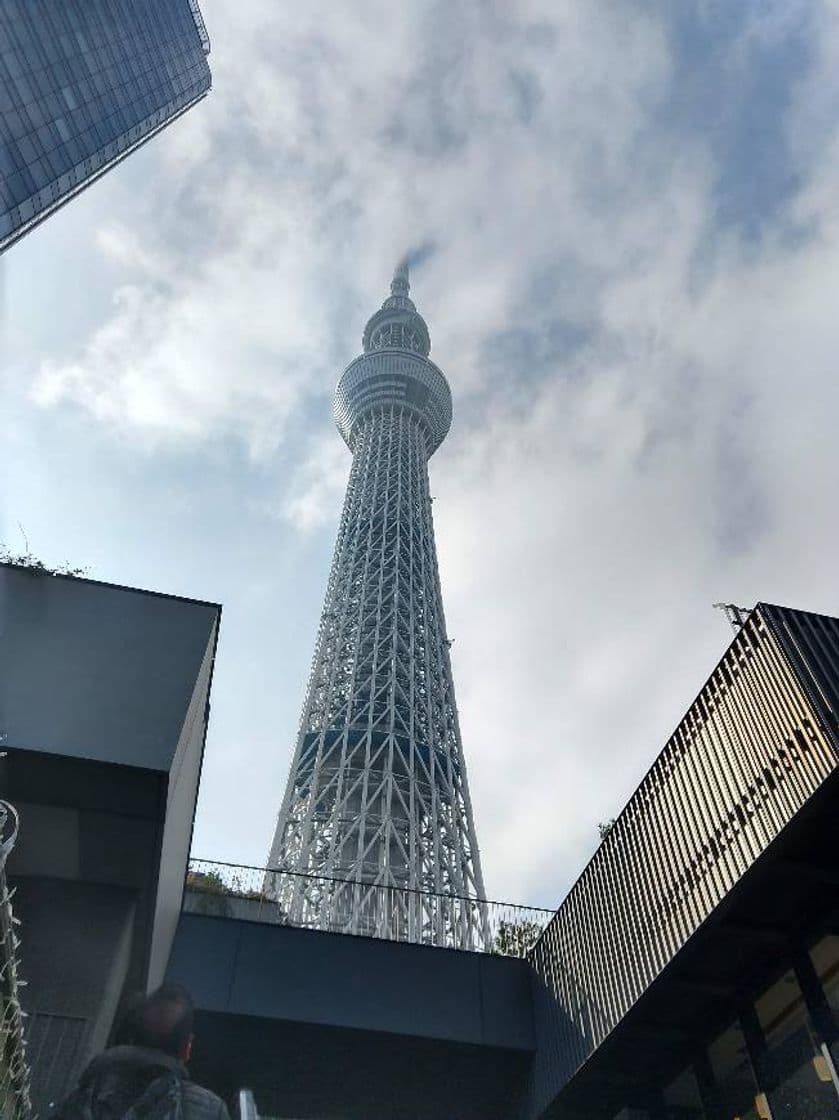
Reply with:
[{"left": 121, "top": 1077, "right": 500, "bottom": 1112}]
[{"left": 54, "top": 983, "right": 230, "bottom": 1120}]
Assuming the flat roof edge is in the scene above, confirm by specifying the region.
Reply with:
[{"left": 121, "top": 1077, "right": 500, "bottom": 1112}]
[{"left": 0, "top": 562, "right": 222, "bottom": 613}]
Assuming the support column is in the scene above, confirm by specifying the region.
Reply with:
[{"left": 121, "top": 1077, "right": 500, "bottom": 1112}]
[
  {"left": 739, "top": 1004, "right": 775, "bottom": 1120},
  {"left": 794, "top": 947, "right": 839, "bottom": 1096},
  {"left": 693, "top": 1050, "right": 728, "bottom": 1120}
]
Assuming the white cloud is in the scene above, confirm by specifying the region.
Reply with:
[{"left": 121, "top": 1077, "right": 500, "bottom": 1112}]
[{"left": 281, "top": 434, "right": 350, "bottom": 533}]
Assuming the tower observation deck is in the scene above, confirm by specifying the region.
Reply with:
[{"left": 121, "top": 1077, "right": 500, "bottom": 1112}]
[{"left": 267, "top": 263, "right": 487, "bottom": 947}]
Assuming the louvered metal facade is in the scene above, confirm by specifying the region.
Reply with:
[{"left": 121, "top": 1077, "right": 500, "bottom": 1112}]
[
  {"left": 523, "top": 603, "right": 839, "bottom": 1117},
  {"left": 266, "top": 264, "right": 486, "bottom": 948}
]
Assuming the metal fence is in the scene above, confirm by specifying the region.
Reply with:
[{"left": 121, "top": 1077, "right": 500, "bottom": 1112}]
[
  {"left": 185, "top": 859, "right": 552, "bottom": 958},
  {"left": 24, "top": 1012, "right": 89, "bottom": 1119},
  {"left": 1, "top": 801, "right": 32, "bottom": 1120},
  {"left": 525, "top": 603, "right": 839, "bottom": 1113}
]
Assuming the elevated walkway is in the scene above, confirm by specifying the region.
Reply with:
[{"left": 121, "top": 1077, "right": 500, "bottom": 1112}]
[{"left": 168, "top": 911, "right": 535, "bottom": 1119}]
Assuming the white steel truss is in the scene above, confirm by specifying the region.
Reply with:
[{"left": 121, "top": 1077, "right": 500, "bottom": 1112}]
[{"left": 267, "top": 264, "right": 487, "bottom": 948}]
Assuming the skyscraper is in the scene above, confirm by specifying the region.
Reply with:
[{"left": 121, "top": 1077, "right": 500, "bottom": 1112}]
[
  {"left": 0, "top": 0, "right": 211, "bottom": 253},
  {"left": 267, "top": 263, "right": 486, "bottom": 946}
]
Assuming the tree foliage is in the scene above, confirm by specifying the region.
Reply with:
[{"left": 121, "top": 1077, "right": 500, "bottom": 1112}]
[
  {"left": 0, "top": 543, "right": 88, "bottom": 578},
  {"left": 492, "top": 918, "right": 543, "bottom": 957}
]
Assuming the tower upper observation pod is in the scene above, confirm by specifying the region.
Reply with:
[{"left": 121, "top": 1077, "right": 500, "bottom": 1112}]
[{"left": 334, "top": 263, "right": 453, "bottom": 455}]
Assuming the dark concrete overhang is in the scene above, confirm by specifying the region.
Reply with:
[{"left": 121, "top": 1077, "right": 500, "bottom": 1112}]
[
  {"left": 0, "top": 564, "right": 221, "bottom": 996},
  {"left": 167, "top": 914, "right": 534, "bottom": 1119}
]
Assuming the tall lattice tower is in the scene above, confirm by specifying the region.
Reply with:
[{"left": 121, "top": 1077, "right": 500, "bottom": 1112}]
[{"left": 267, "top": 262, "right": 486, "bottom": 947}]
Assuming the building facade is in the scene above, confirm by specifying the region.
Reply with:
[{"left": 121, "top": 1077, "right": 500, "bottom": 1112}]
[
  {"left": 267, "top": 263, "right": 487, "bottom": 947},
  {"left": 1, "top": 562, "right": 221, "bottom": 1114},
  {"left": 523, "top": 602, "right": 839, "bottom": 1119},
  {"left": 0, "top": 0, "right": 211, "bottom": 252}
]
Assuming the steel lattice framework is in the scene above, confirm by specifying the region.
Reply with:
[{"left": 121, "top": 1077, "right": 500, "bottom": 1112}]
[{"left": 267, "top": 264, "right": 486, "bottom": 947}]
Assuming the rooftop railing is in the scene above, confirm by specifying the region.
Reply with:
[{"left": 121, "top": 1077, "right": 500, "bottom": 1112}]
[
  {"left": 187, "top": 0, "right": 211, "bottom": 54},
  {"left": 185, "top": 859, "right": 552, "bottom": 959}
]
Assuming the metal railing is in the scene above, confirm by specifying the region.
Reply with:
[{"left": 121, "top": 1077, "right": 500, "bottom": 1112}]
[
  {"left": 24, "top": 1012, "right": 88, "bottom": 1119},
  {"left": 185, "top": 859, "right": 552, "bottom": 958},
  {"left": 1, "top": 801, "right": 32, "bottom": 1120}
]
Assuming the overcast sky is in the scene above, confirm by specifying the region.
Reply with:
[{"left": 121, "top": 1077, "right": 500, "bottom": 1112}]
[{"left": 3, "top": 0, "right": 839, "bottom": 908}]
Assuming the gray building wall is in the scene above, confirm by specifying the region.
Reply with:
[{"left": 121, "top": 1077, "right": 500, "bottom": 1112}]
[
  {"left": 13, "top": 878, "right": 136, "bottom": 1115},
  {"left": 0, "top": 563, "right": 219, "bottom": 772},
  {"left": 150, "top": 627, "right": 218, "bottom": 986},
  {"left": 0, "top": 564, "right": 220, "bottom": 1108}
]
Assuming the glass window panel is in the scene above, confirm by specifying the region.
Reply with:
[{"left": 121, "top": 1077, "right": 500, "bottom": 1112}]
[
  {"left": 0, "top": 143, "right": 16, "bottom": 177},
  {"left": 26, "top": 97, "right": 45, "bottom": 128},
  {"left": 4, "top": 49, "right": 22, "bottom": 78},
  {"left": 35, "top": 124, "right": 53, "bottom": 151},
  {"left": 44, "top": 91, "right": 63, "bottom": 118},
  {"left": 5, "top": 108, "right": 24, "bottom": 137},
  {"left": 17, "top": 134, "right": 37, "bottom": 163},
  {"left": 5, "top": 171, "right": 29, "bottom": 205},
  {"left": 61, "top": 137, "right": 81, "bottom": 163},
  {"left": 40, "top": 149, "right": 60, "bottom": 178},
  {"left": 12, "top": 71, "right": 32, "bottom": 103},
  {"left": 34, "top": 71, "right": 53, "bottom": 99},
  {"left": 28, "top": 158, "right": 50, "bottom": 190},
  {"left": 18, "top": 164, "right": 35, "bottom": 193}
]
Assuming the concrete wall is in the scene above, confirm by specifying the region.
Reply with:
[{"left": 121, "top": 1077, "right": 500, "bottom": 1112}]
[
  {"left": 13, "top": 878, "right": 136, "bottom": 1114},
  {"left": 169, "top": 911, "right": 534, "bottom": 1051},
  {"left": 169, "top": 912, "right": 536, "bottom": 1119},
  {"left": 0, "top": 563, "right": 219, "bottom": 772},
  {"left": 0, "top": 565, "right": 221, "bottom": 1106},
  {"left": 149, "top": 619, "right": 218, "bottom": 987}
]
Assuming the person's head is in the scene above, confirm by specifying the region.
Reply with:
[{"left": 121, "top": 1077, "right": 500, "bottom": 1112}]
[{"left": 119, "top": 983, "right": 195, "bottom": 1062}]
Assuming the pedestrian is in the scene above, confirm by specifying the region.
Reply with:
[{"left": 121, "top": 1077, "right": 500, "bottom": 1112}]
[{"left": 54, "top": 982, "right": 230, "bottom": 1119}]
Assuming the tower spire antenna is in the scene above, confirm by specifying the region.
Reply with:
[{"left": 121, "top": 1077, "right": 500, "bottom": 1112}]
[
  {"left": 360, "top": 260, "right": 430, "bottom": 356},
  {"left": 391, "top": 257, "right": 410, "bottom": 297}
]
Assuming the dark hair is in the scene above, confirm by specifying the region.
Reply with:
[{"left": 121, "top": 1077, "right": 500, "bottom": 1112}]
[{"left": 129, "top": 983, "right": 195, "bottom": 1058}]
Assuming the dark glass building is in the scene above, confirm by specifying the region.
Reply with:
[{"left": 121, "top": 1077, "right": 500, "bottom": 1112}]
[{"left": 0, "top": 0, "right": 211, "bottom": 252}]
